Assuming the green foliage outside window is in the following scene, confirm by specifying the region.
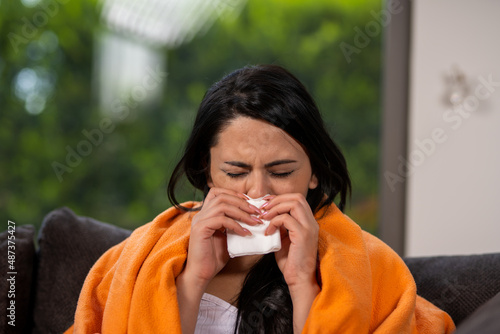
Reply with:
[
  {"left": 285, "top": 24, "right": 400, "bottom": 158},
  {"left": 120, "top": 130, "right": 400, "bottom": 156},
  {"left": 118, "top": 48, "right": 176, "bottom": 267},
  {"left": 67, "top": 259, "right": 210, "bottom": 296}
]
[{"left": 1, "top": 0, "right": 382, "bottom": 234}]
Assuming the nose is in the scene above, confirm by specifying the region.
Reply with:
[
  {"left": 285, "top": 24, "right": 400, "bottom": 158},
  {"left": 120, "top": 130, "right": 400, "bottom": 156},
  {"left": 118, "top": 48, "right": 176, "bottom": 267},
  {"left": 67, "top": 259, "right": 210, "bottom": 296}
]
[{"left": 245, "top": 172, "right": 271, "bottom": 199}]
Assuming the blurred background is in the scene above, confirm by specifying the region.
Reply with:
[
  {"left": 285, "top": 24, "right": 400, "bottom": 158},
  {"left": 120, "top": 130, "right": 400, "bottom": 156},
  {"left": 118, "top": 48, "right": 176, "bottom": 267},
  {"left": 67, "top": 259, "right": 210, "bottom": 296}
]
[{"left": 1, "top": 0, "right": 382, "bottom": 234}]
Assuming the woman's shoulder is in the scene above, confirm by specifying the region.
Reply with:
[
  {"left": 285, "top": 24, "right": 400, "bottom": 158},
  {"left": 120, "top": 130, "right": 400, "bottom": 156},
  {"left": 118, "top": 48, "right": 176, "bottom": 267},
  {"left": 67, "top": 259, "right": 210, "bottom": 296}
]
[
  {"left": 317, "top": 202, "right": 408, "bottom": 272},
  {"left": 129, "top": 201, "right": 201, "bottom": 233},
  {"left": 96, "top": 202, "right": 201, "bottom": 265},
  {"left": 360, "top": 230, "right": 413, "bottom": 281}
]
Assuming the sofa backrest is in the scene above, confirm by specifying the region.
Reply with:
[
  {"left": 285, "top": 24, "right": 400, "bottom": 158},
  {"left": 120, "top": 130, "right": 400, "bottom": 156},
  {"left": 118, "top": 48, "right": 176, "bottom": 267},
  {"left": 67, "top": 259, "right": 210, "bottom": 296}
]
[
  {"left": 405, "top": 253, "right": 500, "bottom": 325},
  {"left": 33, "top": 207, "right": 131, "bottom": 333},
  {"left": 2, "top": 207, "right": 500, "bottom": 333}
]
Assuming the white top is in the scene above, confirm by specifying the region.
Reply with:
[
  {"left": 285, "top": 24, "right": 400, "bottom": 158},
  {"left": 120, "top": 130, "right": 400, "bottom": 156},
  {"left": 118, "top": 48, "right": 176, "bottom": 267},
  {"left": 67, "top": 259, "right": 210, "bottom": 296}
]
[{"left": 194, "top": 293, "right": 238, "bottom": 334}]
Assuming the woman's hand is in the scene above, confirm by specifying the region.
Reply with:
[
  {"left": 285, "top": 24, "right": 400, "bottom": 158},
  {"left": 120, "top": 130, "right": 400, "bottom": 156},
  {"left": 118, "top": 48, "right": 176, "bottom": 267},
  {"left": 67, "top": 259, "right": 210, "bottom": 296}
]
[
  {"left": 262, "top": 193, "right": 320, "bottom": 333},
  {"left": 262, "top": 193, "right": 319, "bottom": 288},
  {"left": 182, "top": 187, "right": 262, "bottom": 287},
  {"left": 177, "top": 188, "right": 262, "bottom": 334}
]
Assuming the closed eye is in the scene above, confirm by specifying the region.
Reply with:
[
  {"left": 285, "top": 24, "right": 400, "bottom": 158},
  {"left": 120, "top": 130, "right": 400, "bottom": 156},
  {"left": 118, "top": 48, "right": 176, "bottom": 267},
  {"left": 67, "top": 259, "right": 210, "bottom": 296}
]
[
  {"left": 226, "top": 172, "right": 247, "bottom": 178},
  {"left": 270, "top": 171, "right": 294, "bottom": 178}
]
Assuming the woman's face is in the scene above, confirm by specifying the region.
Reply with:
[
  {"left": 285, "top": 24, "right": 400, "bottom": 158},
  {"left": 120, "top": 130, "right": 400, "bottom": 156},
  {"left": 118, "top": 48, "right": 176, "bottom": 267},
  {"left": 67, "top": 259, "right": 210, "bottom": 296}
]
[{"left": 207, "top": 116, "right": 318, "bottom": 199}]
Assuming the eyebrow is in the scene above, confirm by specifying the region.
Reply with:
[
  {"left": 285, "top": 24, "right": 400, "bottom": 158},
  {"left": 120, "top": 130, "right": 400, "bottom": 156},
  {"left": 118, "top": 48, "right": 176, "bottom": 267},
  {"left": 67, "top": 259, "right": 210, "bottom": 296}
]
[{"left": 224, "top": 159, "right": 297, "bottom": 168}]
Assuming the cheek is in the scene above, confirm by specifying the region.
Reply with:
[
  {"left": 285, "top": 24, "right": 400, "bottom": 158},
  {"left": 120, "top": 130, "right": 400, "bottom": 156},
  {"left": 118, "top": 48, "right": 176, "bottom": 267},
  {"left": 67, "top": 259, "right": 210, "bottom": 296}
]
[
  {"left": 274, "top": 174, "right": 312, "bottom": 196},
  {"left": 209, "top": 169, "right": 224, "bottom": 187},
  {"left": 294, "top": 169, "right": 316, "bottom": 195}
]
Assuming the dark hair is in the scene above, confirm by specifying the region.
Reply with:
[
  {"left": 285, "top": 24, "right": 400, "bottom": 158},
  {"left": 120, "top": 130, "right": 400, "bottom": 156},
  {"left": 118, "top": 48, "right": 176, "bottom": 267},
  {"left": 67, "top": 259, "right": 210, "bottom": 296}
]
[
  {"left": 167, "top": 64, "right": 351, "bottom": 333},
  {"left": 168, "top": 64, "right": 350, "bottom": 212}
]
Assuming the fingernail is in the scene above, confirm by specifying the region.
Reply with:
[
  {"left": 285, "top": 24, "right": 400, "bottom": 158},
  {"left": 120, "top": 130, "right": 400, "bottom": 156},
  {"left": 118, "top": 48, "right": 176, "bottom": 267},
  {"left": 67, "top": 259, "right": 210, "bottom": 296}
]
[
  {"left": 242, "top": 228, "right": 252, "bottom": 236},
  {"left": 251, "top": 216, "right": 263, "bottom": 224},
  {"left": 261, "top": 211, "right": 268, "bottom": 218},
  {"left": 261, "top": 202, "right": 270, "bottom": 209},
  {"left": 249, "top": 204, "right": 261, "bottom": 214}
]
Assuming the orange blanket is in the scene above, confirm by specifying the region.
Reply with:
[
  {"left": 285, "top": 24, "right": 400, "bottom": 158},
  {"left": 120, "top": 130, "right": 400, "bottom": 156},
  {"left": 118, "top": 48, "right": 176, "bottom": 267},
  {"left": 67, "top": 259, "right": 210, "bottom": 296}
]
[{"left": 65, "top": 202, "right": 455, "bottom": 333}]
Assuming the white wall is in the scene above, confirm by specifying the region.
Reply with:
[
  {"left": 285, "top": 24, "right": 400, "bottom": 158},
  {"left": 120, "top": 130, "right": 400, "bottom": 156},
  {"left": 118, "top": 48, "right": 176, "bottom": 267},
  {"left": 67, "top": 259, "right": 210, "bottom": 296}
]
[{"left": 406, "top": 0, "right": 500, "bottom": 256}]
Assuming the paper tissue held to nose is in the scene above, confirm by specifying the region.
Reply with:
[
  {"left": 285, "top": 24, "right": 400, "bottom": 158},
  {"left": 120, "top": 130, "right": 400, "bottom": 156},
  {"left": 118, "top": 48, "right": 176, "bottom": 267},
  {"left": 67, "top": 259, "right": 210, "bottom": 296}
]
[{"left": 226, "top": 195, "right": 282, "bottom": 258}]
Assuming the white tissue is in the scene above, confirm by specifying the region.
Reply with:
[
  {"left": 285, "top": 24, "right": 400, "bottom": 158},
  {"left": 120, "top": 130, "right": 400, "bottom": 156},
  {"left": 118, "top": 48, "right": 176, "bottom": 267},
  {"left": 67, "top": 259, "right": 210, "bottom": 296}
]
[{"left": 226, "top": 195, "right": 281, "bottom": 258}]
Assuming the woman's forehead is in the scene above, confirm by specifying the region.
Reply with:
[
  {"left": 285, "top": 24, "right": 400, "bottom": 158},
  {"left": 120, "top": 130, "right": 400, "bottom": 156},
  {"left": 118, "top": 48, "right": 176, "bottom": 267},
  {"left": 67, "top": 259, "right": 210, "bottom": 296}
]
[{"left": 211, "top": 117, "right": 307, "bottom": 161}]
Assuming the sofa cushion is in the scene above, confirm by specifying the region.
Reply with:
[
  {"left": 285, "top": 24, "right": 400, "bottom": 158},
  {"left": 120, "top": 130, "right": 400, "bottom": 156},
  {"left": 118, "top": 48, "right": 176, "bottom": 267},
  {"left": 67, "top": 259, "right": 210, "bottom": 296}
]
[
  {"left": 0, "top": 225, "right": 36, "bottom": 334},
  {"left": 32, "top": 207, "right": 131, "bottom": 334},
  {"left": 405, "top": 253, "right": 500, "bottom": 325}
]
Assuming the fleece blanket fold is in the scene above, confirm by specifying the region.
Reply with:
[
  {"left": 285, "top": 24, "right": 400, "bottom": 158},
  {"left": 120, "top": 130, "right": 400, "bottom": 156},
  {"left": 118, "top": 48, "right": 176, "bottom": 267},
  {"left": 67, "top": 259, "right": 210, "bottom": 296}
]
[{"left": 65, "top": 202, "right": 455, "bottom": 333}]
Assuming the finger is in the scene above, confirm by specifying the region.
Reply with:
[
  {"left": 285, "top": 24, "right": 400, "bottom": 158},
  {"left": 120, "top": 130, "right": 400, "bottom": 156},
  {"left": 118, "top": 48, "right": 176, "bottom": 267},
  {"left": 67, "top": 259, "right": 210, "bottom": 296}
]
[
  {"left": 213, "top": 230, "right": 230, "bottom": 260},
  {"left": 261, "top": 193, "right": 309, "bottom": 214},
  {"left": 262, "top": 194, "right": 276, "bottom": 201},
  {"left": 265, "top": 214, "right": 300, "bottom": 236},
  {"left": 205, "top": 189, "right": 262, "bottom": 216},
  {"left": 266, "top": 213, "right": 319, "bottom": 246},
  {"left": 195, "top": 195, "right": 261, "bottom": 228},
  {"left": 205, "top": 187, "right": 242, "bottom": 200},
  {"left": 262, "top": 193, "right": 308, "bottom": 209},
  {"left": 214, "top": 218, "right": 253, "bottom": 237},
  {"left": 261, "top": 200, "right": 310, "bottom": 225},
  {"left": 205, "top": 202, "right": 263, "bottom": 226},
  {"left": 275, "top": 230, "right": 290, "bottom": 255},
  {"left": 205, "top": 187, "right": 250, "bottom": 204},
  {"left": 279, "top": 225, "right": 289, "bottom": 239},
  {"left": 193, "top": 216, "right": 253, "bottom": 238}
]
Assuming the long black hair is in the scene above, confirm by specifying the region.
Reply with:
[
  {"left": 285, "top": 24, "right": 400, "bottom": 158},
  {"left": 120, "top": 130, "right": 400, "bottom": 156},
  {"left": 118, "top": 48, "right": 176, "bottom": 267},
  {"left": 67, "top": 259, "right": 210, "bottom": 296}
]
[{"left": 167, "top": 64, "right": 351, "bottom": 333}]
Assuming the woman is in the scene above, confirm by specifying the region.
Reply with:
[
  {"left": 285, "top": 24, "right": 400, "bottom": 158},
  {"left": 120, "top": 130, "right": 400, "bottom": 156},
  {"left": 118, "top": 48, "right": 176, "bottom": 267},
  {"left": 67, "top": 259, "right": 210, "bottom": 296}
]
[{"left": 66, "top": 65, "right": 455, "bottom": 333}]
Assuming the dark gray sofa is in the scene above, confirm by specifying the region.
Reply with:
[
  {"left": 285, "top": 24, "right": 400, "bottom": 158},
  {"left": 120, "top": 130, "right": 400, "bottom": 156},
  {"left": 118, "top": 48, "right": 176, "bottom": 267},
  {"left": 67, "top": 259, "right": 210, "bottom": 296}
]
[{"left": 1, "top": 207, "right": 499, "bottom": 333}]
